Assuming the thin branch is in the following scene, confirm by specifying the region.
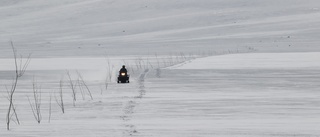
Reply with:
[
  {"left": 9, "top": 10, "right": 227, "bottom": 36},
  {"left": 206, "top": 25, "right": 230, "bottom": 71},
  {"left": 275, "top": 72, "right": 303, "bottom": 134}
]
[
  {"left": 76, "top": 71, "right": 93, "bottom": 100},
  {"left": 66, "top": 70, "right": 76, "bottom": 106},
  {"left": 48, "top": 92, "right": 52, "bottom": 123},
  {"left": 54, "top": 79, "right": 65, "bottom": 113}
]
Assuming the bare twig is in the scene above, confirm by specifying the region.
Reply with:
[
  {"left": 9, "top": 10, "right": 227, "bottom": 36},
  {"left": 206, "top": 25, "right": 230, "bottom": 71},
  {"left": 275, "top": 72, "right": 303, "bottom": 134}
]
[
  {"left": 54, "top": 79, "right": 65, "bottom": 113},
  {"left": 4, "top": 85, "right": 20, "bottom": 125},
  {"left": 48, "top": 91, "right": 52, "bottom": 123},
  {"left": 6, "top": 42, "right": 31, "bottom": 130},
  {"left": 77, "top": 77, "right": 85, "bottom": 100},
  {"left": 76, "top": 71, "right": 93, "bottom": 100},
  {"left": 66, "top": 70, "right": 76, "bottom": 106},
  {"left": 27, "top": 77, "right": 42, "bottom": 123}
]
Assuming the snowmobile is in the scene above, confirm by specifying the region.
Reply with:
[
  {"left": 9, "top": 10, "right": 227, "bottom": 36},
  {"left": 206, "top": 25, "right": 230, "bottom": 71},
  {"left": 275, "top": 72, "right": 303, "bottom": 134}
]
[{"left": 117, "top": 71, "right": 129, "bottom": 83}]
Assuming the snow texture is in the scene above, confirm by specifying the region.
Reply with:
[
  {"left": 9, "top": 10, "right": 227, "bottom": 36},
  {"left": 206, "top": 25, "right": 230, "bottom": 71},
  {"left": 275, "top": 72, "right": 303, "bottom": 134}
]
[{"left": 1, "top": 0, "right": 320, "bottom": 137}]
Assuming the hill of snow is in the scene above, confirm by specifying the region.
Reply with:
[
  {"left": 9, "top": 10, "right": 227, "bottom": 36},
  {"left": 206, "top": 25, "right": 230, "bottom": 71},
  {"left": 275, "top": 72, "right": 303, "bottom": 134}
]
[
  {"left": 1, "top": 0, "right": 320, "bottom": 137},
  {"left": 1, "top": 0, "right": 320, "bottom": 57}
]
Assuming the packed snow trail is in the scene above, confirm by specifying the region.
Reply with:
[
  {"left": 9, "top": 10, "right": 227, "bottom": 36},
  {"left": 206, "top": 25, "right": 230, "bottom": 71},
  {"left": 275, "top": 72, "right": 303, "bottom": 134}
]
[{"left": 117, "top": 69, "right": 149, "bottom": 136}]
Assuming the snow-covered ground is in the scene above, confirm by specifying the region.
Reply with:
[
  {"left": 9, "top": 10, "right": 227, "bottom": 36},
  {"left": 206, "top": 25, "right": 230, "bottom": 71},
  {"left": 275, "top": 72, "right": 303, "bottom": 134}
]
[
  {"left": 1, "top": 52, "right": 320, "bottom": 137},
  {"left": 154, "top": 52, "right": 320, "bottom": 136},
  {"left": 1, "top": 0, "right": 320, "bottom": 137},
  {"left": 170, "top": 52, "right": 320, "bottom": 70},
  {"left": 1, "top": 0, "right": 320, "bottom": 57}
]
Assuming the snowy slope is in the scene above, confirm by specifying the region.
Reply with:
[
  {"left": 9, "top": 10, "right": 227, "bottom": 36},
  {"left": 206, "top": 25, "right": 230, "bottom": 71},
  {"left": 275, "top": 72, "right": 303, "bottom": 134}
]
[
  {"left": 163, "top": 52, "right": 320, "bottom": 136},
  {"left": 171, "top": 52, "right": 320, "bottom": 70},
  {"left": 1, "top": 0, "right": 320, "bottom": 57},
  {"left": 1, "top": 0, "right": 320, "bottom": 137}
]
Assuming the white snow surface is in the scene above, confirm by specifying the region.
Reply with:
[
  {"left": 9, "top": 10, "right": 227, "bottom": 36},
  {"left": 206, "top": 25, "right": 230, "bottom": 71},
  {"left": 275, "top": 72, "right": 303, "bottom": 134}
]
[
  {"left": 170, "top": 52, "right": 320, "bottom": 70},
  {"left": 1, "top": 0, "right": 320, "bottom": 137},
  {"left": 1, "top": 0, "right": 320, "bottom": 57}
]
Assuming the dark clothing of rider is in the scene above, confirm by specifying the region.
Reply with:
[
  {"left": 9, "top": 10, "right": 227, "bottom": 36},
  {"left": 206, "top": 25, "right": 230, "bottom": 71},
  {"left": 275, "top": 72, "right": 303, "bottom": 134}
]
[{"left": 120, "top": 65, "right": 127, "bottom": 75}]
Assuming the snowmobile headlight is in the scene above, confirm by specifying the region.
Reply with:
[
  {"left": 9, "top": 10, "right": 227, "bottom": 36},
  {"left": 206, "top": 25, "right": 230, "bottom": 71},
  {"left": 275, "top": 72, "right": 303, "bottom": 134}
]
[{"left": 121, "top": 73, "right": 126, "bottom": 76}]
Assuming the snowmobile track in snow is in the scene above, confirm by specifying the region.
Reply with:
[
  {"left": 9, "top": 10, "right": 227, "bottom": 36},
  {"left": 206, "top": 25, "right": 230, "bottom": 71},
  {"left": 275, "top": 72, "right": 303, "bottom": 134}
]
[{"left": 121, "top": 69, "right": 149, "bottom": 137}]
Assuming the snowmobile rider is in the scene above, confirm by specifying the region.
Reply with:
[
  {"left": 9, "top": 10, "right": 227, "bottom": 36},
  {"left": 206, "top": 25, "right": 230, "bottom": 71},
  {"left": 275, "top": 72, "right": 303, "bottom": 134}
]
[{"left": 119, "top": 65, "right": 127, "bottom": 75}]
